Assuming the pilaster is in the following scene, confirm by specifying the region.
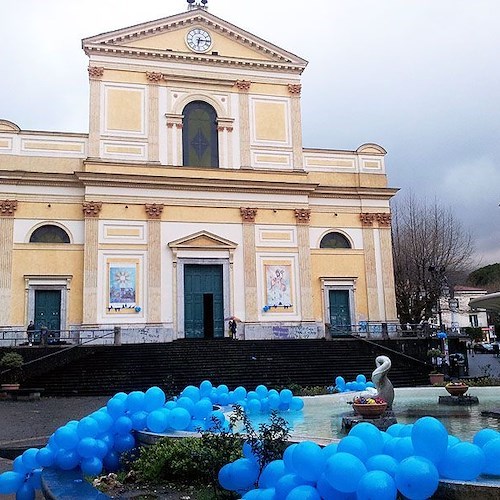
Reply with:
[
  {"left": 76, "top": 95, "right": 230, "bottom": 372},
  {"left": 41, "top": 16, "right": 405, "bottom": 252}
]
[
  {"left": 360, "top": 212, "right": 381, "bottom": 321},
  {"left": 82, "top": 201, "right": 102, "bottom": 325},
  {"left": 288, "top": 84, "right": 304, "bottom": 170},
  {"left": 0, "top": 200, "right": 17, "bottom": 326},
  {"left": 145, "top": 204, "right": 164, "bottom": 324},
  {"left": 146, "top": 73, "right": 161, "bottom": 163},
  {"left": 240, "top": 207, "right": 258, "bottom": 321},
  {"left": 87, "top": 67, "right": 104, "bottom": 158},
  {"left": 235, "top": 80, "right": 251, "bottom": 168},
  {"left": 294, "top": 208, "right": 313, "bottom": 320}
]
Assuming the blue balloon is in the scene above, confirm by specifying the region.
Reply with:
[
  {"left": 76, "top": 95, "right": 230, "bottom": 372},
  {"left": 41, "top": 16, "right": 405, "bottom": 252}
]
[
  {"left": 169, "top": 407, "right": 191, "bottom": 431},
  {"left": 255, "top": 385, "right": 268, "bottom": 398},
  {"left": 216, "top": 384, "right": 229, "bottom": 396},
  {"left": 77, "top": 437, "right": 97, "bottom": 459},
  {"left": 482, "top": 438, "right": 500, "bottom": 476},
  {"left": 349, "top": 422, "right": 384, "bottom": 456},
  {"left": 283, "top": 443, "right": 297, "bottom": 472},
  {"left": 177, "top": 396, "right": 196, "bottom": 415},
  {"left": 125, "top": 391, "right": 145, "bottom": 412},
  {"left": 130, "top": 411, "right": 148, "bottom": 431},
  {"left": 440, "top": 442, "right": 485, "bottom": 480},
  {"left": 268, "top": 393, "right": 281, "bottom": 410},
  {"left": 247, "top": 390, "right": 259, "bottom": 400},
  {"left": 365, "top": 454, "right": 399, "bottom": 477},
  {"left": 275, "top": 473, "right": 312, "bottom": 500},
  {"left": 411, "top": 416, "right": 448, "bottom": 464},
  {"left": 316, "top": 473, "right": 353, "bottom": 499},
  {"left": 181, "top": 385, "right": 201, "bottom": 402},
  {"left": 77, "top": 416, "right": 100, "bottom": 439},
  {"left": 286, "top": 484, "right": 321, "bottom": 500},
  {"left": 392, "top": 436, "right": 414, "bottom": 462},
  {"left": 54, "top": 426, "right": 79, "bottom": 450},
  {"left": 13, "top": 456, "right": 29, "bottom": 475},
  {"left": 193, "top": 398, "right": 213, "bottom": 420},
  {"left": 94, "top": 440, "right": 109, "bottom": 459},
  {"left": 98, "top": 432, "right": 114, "bottom": 452},
  {"left": 473, "top": 428, "right": 500, "bottom": 448},
  {"left": 242, "top": 489, "right": 261, "bottom": 499},
  {"left": 259, "top": 459, "right": 286, "bottom": 488},
  {"left": 290, "top": 397, "right": 304, "bottom": 411},
  {"left": 322, "top": 442, "right": 338, "bottom": 461},
  {"left": 113, "top": 392, "right": 128, "bottom": 401},
  {"left": 399, "top": 424, "right": 413, "bottom": 437},
  {"left": 233, "top": 386, "right": 247, "bottom": 401},
  {"left": 0, "top": 471, "right": 25, "bottom": 494},
  {"left": 242, "top": 441, "right": 259, "bottom": 463},
  {"left": 325, "top": 452, "right": 367, "bottom": 493},
  {"left": 27, "top": 468, "right": 42, "bottom": 490},
  {"left": 81, "top": 457, "right": 103, "bottom": 476},
  {"left": 335, "top": 376, "right": 346, "bottom": 387},
  {"left": 106, "top": 398, "right": 126, "bottom": 419},
  {"left": 356, "top": 470, "right": 397, "bottom": 500},
  {"left": 356, "top": 374, "right": 367, "bottom": 384},
  {"left": 395, "top": 456, "right": 439, "bottom": 500},
  {"left": 447, "top": 435, "right": 461, "bottom": 448},
  {"left": 279, "top": 389, "right": 293, "bottom": 404},
  {"left": 386, "top": 423, "right": 404, "bottom": 437},
  {"left": 337, "top": 436, "right": 369, "bottom": 463},
  {"left": 246, "top": 398, "right": 262, "bottom": 414},
  {"left": 231, "top": 458, "right": 260, "bottom": 490},
  {"left": 114, "top": 434, "right": 135, "bottom": 453},
  {"left": 144, "top": 386, "right": 166, "bottom": 412},
  {"left": 199, "top": 379, "right": 213, "bottom": 396},
  {"left": 21, "top": 448, "right": 39, "bottom": 470},
  {"left": 292, "top": 441, "right": 325, "bottom": 482},
  {"left": 218, "top": 463, "right": 237, "bottom": 491},
  {"left": 15, "top": 481, "right": 35, "bottom": 500},
  {"left": 36, "top": 447, "right": 55, "bottom": 468},
  {"left": 218, "top": 393, "right": 230, "bottom": 406},
  {"left": 55, "top": 449, "right": 79, "bottom": 470},
  {"left": 91, "top": 410, "right": 114, "bottom": 433},
  {"left": 147, "top": 409, "right": 169, "bottom": 433},
  {"left": 366, "top": 381, "right": 375, "bottom": 388},
  {"left": 114, "top": 416, "right": 133, "bottom": 435},
  {"left": 165, "top": 400, "right": 177, "bottom": 410},
  {"left": 383, "top": 437, "right": 400, "bottom": 457}
]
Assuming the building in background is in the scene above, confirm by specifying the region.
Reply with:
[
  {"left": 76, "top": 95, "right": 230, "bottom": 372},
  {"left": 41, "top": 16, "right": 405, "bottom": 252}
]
[{"left": 0, "top": 3, "right": 398, "bottom": 343}]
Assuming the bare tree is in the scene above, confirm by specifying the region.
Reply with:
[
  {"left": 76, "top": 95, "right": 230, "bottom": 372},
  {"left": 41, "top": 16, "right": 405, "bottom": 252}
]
[{"left": 391, "top": 194, "right": 474, "bottom": 326}]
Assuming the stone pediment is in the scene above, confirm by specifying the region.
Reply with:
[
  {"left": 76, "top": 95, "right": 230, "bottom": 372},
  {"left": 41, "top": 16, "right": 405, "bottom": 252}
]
[
  {"left": 168, "top": 231, "right": 237, "bottom": 250},
  {"left": 0, "top": 120, "right": 20, "bottom": 133},
  {"left": 82, "top": 9, "right": 307, "bottom": 72}
]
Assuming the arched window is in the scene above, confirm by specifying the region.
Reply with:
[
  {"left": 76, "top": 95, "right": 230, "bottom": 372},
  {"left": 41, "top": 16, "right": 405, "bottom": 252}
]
[
  {"left": 30, "top": 225, "right": 70, "bottom": 243},
  {"left": 182, "top": 101, "right": 219, "bottom": 168},
  {"left": 320, "top": 232, "right": 351, "bottom": 249}
]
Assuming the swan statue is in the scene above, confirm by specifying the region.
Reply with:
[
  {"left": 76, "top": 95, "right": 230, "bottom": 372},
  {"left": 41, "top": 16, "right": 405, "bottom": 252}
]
[{"left": 371, "top": 355, "right": 394, "bottom": 409}]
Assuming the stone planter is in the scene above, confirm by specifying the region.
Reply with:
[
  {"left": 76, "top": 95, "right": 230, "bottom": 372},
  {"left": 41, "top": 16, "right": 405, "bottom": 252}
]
[
  {"left": 352, "top": 402, "right": 387, "bottom": 418},
  {"left": 445, "top": 384, "right": 469, "bottom": 396}
]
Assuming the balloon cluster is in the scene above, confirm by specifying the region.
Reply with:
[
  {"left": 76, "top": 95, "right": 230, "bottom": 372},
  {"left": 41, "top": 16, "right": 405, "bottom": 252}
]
[
  {"left": 0, "top": 381, "right": 304, "bottom": 498},
  {"left": 333, "top": 374, "right": 376, "bottom": 393},
  {"left": 219, "top": 417, "right": 500, "bottom": 500}
]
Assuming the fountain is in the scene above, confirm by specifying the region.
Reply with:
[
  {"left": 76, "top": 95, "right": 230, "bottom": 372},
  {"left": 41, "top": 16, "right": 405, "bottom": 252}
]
[{"left": 342, "top": 355, "right": 397, "bottom": 432}]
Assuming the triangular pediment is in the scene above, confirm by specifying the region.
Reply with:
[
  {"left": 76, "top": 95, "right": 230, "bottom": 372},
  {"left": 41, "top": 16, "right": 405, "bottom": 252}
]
[
  {"left": 168, "top": 231, "right": 237, "bottom": 250},
  {"left": 82, "top": 9, "right": 307, "bottom": 71}
]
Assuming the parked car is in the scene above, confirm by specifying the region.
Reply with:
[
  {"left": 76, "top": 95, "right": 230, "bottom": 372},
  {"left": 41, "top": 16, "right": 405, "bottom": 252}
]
[{"left": 473, "top": 342, "right": 494, "bottom": 353}]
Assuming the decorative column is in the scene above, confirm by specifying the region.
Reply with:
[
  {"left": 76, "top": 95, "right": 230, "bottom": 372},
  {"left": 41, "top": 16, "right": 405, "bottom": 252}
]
[
  {"left": 235, "top": 80, "right": 251, "bottom": 168},
  {"left": 360, "top": 213, "right": 380, "bottom": 321},
  {"left": 82, "top": 201, "right": 102, "bottom": 325},
  {"left": 294, "top": 208, "right": 314, "bottom": 320},
  {"left": 146, "top": 72, "right": 163, "bottom": 163},
  {"left": 240, "top": 207, "right": 258, "bottom": 321},
  {"left": 145, "top": 203, "right": 164, "bottom": 324},
  {"left": 288, "top": 84, "right": 304, "bottom": 170},
  {"left": 376, "top": 213, "right": 398, "bottom": 321},
  {"left": 87, "top": 67, "right": 104, "bottom": 158},
  {"left": 0, "top": 200, "right": 17, "bottom": 326},
  {"left": 165, "top": 113, "right": 183, "bottom": 166}
]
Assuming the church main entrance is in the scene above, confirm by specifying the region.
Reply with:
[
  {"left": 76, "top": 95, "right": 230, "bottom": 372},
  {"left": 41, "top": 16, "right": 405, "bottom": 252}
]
[
  {"left": 184, "top": 264, "right": 224, "bottom": 339},
  {"left": 34, "top": 289, "right": 61, "bottom": 331},
  {"left": 328, "top": 289, "right": 351, "bottom": 334}
]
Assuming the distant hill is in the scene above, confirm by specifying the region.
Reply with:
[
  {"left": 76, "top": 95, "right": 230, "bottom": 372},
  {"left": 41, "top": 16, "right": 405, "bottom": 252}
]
[{"left": 468, "top": 263, "right": 500, "bottom": 292}]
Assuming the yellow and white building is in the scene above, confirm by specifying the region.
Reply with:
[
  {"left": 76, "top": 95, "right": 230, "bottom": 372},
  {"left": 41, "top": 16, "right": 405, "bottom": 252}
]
[{"left": 0, "top": 4, "right": 398, "bottom": 342}]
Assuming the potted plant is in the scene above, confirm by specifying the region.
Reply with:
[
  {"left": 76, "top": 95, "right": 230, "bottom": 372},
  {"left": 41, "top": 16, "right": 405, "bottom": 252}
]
[
  {"left": 427, "top": 348, "right": 445, "bottom": 385},
  {"left": 0, "top": 352, "right": 24, "bottom": 390}
]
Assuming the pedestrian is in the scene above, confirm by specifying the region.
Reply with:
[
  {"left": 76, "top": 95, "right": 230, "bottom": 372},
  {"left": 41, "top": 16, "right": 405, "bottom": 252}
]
[
  {"left": 26, "top": 320, "right": 35, "bottom": 346},
  {"left": 228, "top": 318, "right": 238, "bottom": 340},
  {"left": 493, "top": 343, "right": 499, "bottom": 358}
]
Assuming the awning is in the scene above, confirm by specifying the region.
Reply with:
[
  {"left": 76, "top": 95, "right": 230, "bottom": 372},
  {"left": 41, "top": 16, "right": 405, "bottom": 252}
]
[{"left": 469, "top": 291, "right": 500, "bottom": 311}]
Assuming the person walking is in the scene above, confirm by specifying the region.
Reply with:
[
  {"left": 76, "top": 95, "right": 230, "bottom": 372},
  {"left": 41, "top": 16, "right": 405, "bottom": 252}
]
[{"left": 26, "top": 320, "right": 35, "bottom": 345}]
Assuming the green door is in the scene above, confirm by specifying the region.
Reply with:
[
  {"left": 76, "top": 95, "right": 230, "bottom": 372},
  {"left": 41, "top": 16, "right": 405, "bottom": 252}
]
[
  {"left": 34, "top": 290, "right": 61, "bottom": 331},
  {"left": 184, "top": 264, "right": 224, "bottom": 339},
  {"left": 329, "top": 290, "right": 351, "bottom": 334}
]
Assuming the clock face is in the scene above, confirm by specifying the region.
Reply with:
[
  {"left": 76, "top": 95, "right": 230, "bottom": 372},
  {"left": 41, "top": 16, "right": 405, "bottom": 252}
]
[{"left": 186, "top": 28, "right": 212, "bottom": 53}]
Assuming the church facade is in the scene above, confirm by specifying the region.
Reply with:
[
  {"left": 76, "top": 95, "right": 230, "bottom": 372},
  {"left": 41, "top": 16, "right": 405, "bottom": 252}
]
[{"left": 0, "top": 4, "right": 398, "bottom": 343}]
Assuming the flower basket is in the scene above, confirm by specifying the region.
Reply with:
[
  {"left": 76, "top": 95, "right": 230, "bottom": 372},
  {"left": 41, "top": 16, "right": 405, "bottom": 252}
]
[
  {"left": 445, "top": 383, "right": 469, "bottom": 396},
  {"left": 352, "top": 402, "right": 388, "bottom": 418}
]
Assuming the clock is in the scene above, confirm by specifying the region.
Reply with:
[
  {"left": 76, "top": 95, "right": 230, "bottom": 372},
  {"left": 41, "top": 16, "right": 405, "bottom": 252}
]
[{"left": 186, "top": 28, "right": 212, "bottom": 53}]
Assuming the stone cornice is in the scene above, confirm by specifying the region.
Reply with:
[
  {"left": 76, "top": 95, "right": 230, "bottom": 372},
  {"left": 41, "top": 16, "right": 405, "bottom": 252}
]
[
  {"left": 0, "top": 200, "right": 17, "bottom": 216},
  {"left": 83, "top": 45, "right": 305, "bottom": 74}
]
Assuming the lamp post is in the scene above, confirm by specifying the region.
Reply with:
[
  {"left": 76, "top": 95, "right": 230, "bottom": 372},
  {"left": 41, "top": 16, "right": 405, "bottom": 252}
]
[{"left": 428, "top": 265, "right": 450, "bottom": 365}]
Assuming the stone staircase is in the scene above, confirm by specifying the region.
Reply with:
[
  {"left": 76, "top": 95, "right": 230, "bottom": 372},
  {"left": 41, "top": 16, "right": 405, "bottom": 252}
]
[{"left": 16, "top": 338, "right": 431, "bottom": 397}]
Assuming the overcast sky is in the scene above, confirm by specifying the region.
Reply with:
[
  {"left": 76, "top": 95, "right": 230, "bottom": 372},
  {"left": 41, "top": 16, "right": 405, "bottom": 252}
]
[{"left": 1, "top": 0, "right": 499, "bottom": 267}]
